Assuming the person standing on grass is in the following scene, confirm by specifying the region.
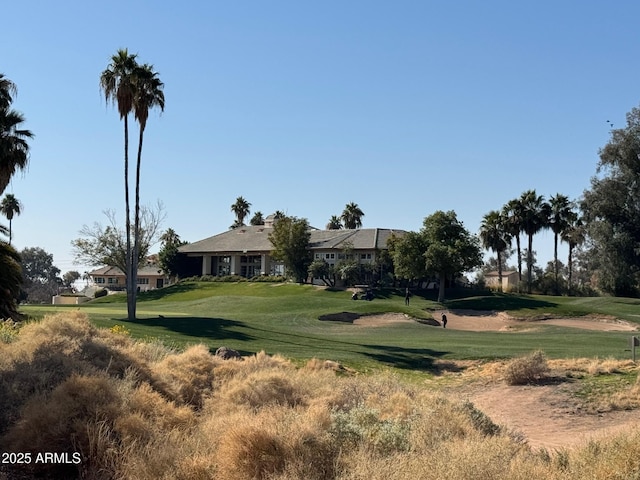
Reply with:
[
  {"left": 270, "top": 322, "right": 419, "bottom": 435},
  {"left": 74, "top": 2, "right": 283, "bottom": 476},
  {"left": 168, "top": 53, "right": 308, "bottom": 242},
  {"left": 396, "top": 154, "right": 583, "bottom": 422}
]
[
  {"left": 405, "top": 287, "right": 410, "bottom": 306},
  {"left": 442, "top": 313, "right": 448, "bottom": 328}
]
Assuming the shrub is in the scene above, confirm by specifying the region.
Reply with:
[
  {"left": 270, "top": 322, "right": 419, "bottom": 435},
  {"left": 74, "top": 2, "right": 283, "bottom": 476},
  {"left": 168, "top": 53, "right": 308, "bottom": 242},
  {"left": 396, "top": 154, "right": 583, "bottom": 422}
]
[{"left": 505, "top": 350, "right": 550, "bottom": 385}]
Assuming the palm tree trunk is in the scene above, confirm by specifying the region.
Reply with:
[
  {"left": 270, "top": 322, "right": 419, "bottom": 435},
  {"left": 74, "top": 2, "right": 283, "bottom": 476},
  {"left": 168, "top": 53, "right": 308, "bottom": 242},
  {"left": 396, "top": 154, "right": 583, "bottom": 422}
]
[
  {"left": 516, "top": 234, "right": 522, "bottom": 285},
  {"left": 437, "top": 271, "right": 446, "bottom": 303},
  {"left": 554, "top": 233, "right": 559, "bottom": 295},
  {"left": 497, "top": 250, "right": 503, "bottom": 293},
  {"left": 8, "top": 219, "right": 11, "bottom": 245},
  {"left": 131, "top": 124, "right": 146, "bottom": 320},
  {"left": 527, "top": 234, "right": 533, "bottom": 294},
  {"left": 568, "top": 245, "right": 573, "bottom": 293},
  {"left": 124, "top": 116, "right": 135, "bottom": 321}
]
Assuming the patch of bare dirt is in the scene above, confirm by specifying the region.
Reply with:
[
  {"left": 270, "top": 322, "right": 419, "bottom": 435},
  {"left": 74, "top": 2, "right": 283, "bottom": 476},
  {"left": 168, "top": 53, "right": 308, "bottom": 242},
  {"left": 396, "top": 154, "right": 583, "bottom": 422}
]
[{"left": 464, "top": 382, "right": 640, "bottom": 450}]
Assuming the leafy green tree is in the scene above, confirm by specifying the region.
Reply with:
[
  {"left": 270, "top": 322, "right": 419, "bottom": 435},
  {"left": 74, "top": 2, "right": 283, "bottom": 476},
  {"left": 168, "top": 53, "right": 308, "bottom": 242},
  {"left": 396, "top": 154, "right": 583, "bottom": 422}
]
[
  {"left": 72, "top": 205, "right": 164, "bottom": 276},
  {"left": 549, "top": 194, "right": 576, "bottom": 294},
  {"left": 100, "top": 49, "right": 139, "bottom": 319},
  {"left": 479, "top": 210, "right": 512, "bottom": 292},
  {"left": 20, "top": 247, "right": 61, "bottom": 303},
  {"left": 422, "top": 211, "right": 482, "bottom": 302},
  {"left": 308, "top": 259, "right": 334, "bottom": 286},
  {"left": 0, "top": 194, "right": 22, "bottom": 244},
  {"left": 0, "top": 241, "right": 21, "bottom": 318},
  {"left": 230, "top": 196, "right": 251, "bottom": 228},
  {"left": 519, "top": 190, "right": 551, "bottom": 294},
  {"left": 502, "top": 198, "right": 524, "bottom": 285},
  {"left": 581, "top": 105, "right": 640, "bottom": 296},
  {"left": 326, "top": 215, "right": 343, "bottom": 230},
  {"left": 250, "top": 211, "right": 265, "bottom": 226},
  {"left": 268, "top": 216, "right": 311, "bottom": 283},
  {"left": 341, "top": 202, "right": 364, "bottom": 229},
  {"left": 158, "top": 228, "right": 192, "bottom": 280},
  {"left": 389, "top": 231, "right": 429, "bottom": 283},
  {"left": 62, "top": 271, "right": 81, "bottom": 289}
]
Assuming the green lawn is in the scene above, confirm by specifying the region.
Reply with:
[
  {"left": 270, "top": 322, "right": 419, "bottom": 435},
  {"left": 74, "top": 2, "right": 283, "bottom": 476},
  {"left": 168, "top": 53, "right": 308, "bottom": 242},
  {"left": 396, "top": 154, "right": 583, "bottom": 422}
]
[{"left": 21, "top": 283, "right": 640, "bottom": 372}]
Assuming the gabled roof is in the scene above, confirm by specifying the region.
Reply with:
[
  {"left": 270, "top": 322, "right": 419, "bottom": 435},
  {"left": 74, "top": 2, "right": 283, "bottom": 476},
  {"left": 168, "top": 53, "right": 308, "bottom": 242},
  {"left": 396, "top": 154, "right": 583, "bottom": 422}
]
[
  {"left": 179, "top": 227, "right": 405, "bottom": 255},
  {"left": 89, "top": 265, "right": 164, "bottom": 276}
]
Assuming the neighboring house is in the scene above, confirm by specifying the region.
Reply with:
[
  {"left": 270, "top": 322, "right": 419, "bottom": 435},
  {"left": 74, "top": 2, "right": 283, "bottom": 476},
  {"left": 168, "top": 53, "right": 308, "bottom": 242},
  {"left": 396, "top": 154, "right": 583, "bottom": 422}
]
[
  {"left": 484, "top": 270, "right": 519, "bottom": 291},
  {"left": 178, "top": 222, "right": 404, "bottom": 284},
  {"left": 89, "top": 265, "right": 167, "bottom": 292}
]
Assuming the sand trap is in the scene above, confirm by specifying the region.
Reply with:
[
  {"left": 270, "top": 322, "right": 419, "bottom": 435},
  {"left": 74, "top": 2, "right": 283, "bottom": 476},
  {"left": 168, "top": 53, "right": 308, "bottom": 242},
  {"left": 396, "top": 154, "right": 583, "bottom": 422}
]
[{"left": 351, "top": 310, "right": 638, "bottom": 332}]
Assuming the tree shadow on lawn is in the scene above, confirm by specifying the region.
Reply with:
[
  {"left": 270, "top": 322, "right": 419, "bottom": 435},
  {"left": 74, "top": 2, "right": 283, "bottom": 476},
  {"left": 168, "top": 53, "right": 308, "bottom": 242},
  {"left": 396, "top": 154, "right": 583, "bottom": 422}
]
[
  {"left": 128, "top": 316, "right": 252, "bottom": 343},
  {"left": 444, "top": 294, "right": 558, "bottom": 312},
  {"left": 361, "top": 344, "right": 451, "bottom": 372}
]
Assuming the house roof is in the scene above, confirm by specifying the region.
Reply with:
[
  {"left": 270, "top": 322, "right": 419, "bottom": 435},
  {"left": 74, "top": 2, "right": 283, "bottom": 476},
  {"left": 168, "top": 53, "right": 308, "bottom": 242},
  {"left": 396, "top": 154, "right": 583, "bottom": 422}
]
[
  {"left": 89, "top": 265, "right": 164, "bottom": 276},
  {"left": 179, "top": 226, "right": 405, "bottom": 255}
]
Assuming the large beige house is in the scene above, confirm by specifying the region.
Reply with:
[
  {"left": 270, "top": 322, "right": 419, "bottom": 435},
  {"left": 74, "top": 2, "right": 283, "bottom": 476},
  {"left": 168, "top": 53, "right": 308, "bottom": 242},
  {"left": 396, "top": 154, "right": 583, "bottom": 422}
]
[
  {"left": 89, "top": 265, "right": 167, "bottom": 292},
  {"left": 178, "top": 224, "right": 404, "bottom": 283}
]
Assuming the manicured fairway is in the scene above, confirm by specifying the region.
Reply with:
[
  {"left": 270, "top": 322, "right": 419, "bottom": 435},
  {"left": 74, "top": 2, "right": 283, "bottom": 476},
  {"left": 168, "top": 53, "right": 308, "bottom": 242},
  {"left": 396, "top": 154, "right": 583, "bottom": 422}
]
[{"left": 21, "top": 283, "right": 640, "bottom": 371}]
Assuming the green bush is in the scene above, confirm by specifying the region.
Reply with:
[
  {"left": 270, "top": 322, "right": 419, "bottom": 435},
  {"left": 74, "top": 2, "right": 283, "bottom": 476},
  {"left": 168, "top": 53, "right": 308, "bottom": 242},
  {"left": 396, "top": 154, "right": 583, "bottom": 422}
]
[{"left": 504, "top": 350, "right": 550, "bottom": 385}]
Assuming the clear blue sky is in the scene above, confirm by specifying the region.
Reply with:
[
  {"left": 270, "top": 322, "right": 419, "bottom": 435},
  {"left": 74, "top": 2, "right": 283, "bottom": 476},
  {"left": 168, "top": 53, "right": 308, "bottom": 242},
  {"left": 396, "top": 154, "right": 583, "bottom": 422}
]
[{"left": 3, "top": 1, "right": 639, "bottom": 276}]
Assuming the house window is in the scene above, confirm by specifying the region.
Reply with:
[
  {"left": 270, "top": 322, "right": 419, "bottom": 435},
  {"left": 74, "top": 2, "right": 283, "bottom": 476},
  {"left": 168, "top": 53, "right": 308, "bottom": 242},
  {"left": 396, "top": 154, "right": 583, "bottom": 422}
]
[
  {"left": 95, "top": 277, "right": 105, "bottom": 284},
  {"left": 137, "top": 278, "right": 149, "bottom": 285},
  {"left": 330, "top": 253, "right": 335, "bottom": 259},
  {"left": 315, "top": 254, "right": 319, "bottom": 259}
]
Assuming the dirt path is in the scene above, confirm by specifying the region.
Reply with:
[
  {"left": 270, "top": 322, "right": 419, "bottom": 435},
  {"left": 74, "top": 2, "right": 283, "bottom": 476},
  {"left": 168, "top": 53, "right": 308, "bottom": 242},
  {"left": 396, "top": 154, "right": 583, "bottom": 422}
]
[{"left": 354, "top": 310, "right": 639, "bottom": 449}]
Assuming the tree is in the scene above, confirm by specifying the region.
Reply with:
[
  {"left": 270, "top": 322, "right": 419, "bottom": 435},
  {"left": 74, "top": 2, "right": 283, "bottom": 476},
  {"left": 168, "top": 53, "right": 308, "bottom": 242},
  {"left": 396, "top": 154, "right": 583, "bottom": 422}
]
[
  {"left": 581, "top": 104, "right": 640, "bottom": 296},
  {"left": 548, "top": 194, "right": 576, "bottom": 294},
  {"left": 230, "top": 196, "right": 251, "bottom": 228},
  {"left": 561, "top": 215, "right": 585, "bottom": 292},
  {"left": 72, "top": 204, "right": 165, "bottom": 276},
  {"left": 479, "top": 210, "right": 512, "bottom": 292},
  {"left": 0, "top": 74, "right": 33, "bottom": 195},
  {"left": 20, "top": 247, "right": 61, "bottom": 303},
  {"left": 158, "top": 228, "right": 194, "bottom": 280},
  {"left": 62, "top": 271, "right": 81, "bottom": 289},
  {"left": 0, "top": 193, "right": 22, "bottom": 243},
  {"left": 268, "top": 216, "right": 312, "bottom": 283},
  {"left": 422, "top": 211, "right": 482, "bottom": 302},
  {"left": 0, "top": 241, "right": 21, "bottom": 318},
  {"left": 341, "top": 202, "right": 364, "bottom": 229},
  {"left": 100, "top": 49, "right": 139, "bottom": 320},
  {"left": 326, "top": 215, "right": 343, "bottom": 230},
  {"left": 308, "top": 259, "right": 334, "bottom": 286},
  {"left": 250, "top": 211, "right": 265, "bottom": 226},
  {"left": 131, "top": 62, "right": 164, "bottom": 308},
  {"left": 502, "top": 198, "right": 524, "bottom": 285},
  {"left": 519, "top": 190, "right": 550, "bottom": 294},
  {"left": 389, "top": 231, "right": 429, "bottom": 283}
]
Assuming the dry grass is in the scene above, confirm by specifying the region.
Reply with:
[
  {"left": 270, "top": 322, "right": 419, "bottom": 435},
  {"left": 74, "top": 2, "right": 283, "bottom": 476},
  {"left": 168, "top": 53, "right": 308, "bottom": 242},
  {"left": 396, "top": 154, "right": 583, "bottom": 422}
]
[{"left": 2, "top": 312, "right": 640, "bottom": 479}]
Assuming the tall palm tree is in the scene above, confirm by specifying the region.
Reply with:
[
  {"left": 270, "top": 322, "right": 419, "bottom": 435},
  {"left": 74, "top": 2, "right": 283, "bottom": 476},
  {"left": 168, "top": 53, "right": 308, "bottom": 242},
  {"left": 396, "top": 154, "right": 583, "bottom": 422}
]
[
  {"left": 100, "top": 48, "right": 139, "bottom": 321},
  {"left": 549, "top": 193, "right": 574, "bottom": 294},
  {"left": 0, "top": 194, "right": 22, "bottom": 243},
  {"left": 519, "top": 190, "right": 551, "bottom": 294},
  {"left": 561, "top": 215, "right": 585, "bottom": 293},
  {"left": 0, "top": 73, "right": 17, "bottom": 109},
  {"left": 341, "top": 202, "right": 364, "bottom": 229},
  {"left": 0, "top": 109, "right": 33, "bottom": 196},
  {"left": 326, "top": 215, "right": 343, "bottom": 230},
  {"left": 479, "top": 210, "right": 512, "bottom": 292},
  {"left": 502, "top": 199, "right": 524, "bottom": 286},
  {"left": 250, "top": 211, "right": 265, "bottom": 226},
  {"left": 131, "top": 62, "right": 164, "bottom": 309},
  {"left": 231, "top": 196, "right": 251, "bottom": 228}
]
